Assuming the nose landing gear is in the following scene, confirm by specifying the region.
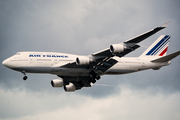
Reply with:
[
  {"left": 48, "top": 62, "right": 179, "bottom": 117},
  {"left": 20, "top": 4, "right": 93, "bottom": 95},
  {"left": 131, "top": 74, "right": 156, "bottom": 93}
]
[{"left": 21, "top": 71, "right": 28, "bottom": 80}]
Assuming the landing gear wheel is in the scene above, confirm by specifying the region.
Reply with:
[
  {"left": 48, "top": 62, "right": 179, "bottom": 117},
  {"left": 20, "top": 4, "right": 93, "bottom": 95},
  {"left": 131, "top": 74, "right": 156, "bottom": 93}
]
[
  {"left": 90, "top": 70, "right": 101, "bottom": 80},
  {"left": 21, "top": 71, "right": 28, "bottom": 80},
  {"left": 95, "top": 75, "right": 100, "bottom": 80},
  {"left": 23, "top": 76, "right": 28, "bottom": 80},
  {"left": 91, "top": 79, "right": 96, "bottom": 83}
]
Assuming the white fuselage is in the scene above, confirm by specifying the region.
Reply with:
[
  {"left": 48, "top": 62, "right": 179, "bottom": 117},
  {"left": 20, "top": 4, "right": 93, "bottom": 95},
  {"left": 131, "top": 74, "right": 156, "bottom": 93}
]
[{"left": 2, "top": 52, "right": 170, "bottom": 76}]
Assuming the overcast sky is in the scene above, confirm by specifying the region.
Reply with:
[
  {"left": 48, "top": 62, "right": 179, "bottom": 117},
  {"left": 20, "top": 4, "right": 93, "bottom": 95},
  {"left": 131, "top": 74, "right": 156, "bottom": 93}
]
[{"left": 0, "top": 0, "right": 180, "bottom": 120}]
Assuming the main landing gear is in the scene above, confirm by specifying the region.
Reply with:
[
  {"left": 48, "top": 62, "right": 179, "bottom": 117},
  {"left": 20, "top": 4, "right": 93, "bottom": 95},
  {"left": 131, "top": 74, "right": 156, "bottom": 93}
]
[
  {"left": 89, "top": 70, "right": 100, "bottom": 85},
  {"left": 90, "top": 70, "right": 100, "bottom": 80},
  {"left": 21, "top": 71, "right": 28, "bottom": 80}
]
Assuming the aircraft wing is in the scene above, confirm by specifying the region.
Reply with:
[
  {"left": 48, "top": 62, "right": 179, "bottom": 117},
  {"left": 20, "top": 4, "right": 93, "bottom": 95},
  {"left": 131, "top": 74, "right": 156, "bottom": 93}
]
[{"left": 92, "top": 22, "right": 169, "bottom": 57}]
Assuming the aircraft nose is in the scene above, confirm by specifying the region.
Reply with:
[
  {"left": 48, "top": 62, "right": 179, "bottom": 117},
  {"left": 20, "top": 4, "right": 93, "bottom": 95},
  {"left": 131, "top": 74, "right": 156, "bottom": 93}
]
[
  {"left": 2, "top": 57, "right": 18, "bottom": 69},
  {"left": 2, "top": 59, "right": 9, "bottom": 67}
]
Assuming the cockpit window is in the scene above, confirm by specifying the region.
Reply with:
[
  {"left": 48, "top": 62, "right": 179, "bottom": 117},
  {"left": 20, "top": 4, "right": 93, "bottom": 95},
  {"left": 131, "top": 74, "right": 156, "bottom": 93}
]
[{"left": 15, "top": 52, "right": 20, "bottom": 55}]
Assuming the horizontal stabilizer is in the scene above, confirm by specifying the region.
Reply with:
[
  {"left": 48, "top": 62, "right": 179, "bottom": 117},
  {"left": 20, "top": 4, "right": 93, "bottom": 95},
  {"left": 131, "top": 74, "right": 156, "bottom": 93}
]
[{"left": 151, "top": 50, "right": 180, "bottom": 63}]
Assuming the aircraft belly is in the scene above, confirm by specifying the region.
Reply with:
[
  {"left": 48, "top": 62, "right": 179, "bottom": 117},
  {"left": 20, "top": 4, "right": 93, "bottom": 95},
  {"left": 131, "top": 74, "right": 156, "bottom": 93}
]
[
  {"left": 105, "top": 62, "right": 141, "bottom": 75},
  {"left": 12, "top": 66, "right": 90, "bottom": 76},
  {"left": 105, "top": 67, "right": 136, "bottom": 75},
  {"left": 51, "top": 67, "right": 90, "bottom": 76},
  {"left": 12, "top": 67, "right": 52, "bottom": 73}
]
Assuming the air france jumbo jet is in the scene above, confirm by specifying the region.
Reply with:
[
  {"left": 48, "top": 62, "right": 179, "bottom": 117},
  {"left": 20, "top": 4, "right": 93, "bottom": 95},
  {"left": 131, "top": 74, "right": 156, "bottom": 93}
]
[{"left": 2, "top": 22, "right": 180, "bottom": 92}]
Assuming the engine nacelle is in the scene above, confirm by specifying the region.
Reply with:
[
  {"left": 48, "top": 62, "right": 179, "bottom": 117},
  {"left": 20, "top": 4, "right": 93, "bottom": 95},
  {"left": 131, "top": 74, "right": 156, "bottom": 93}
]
[
  {"left": 110, "top": 44, "right": 126, "bottom": 53},
  {"left": 76, "top": 56, "right": 90, "bottom": 65},
  {"left": 64, "top": 83, "right": 76, "bottom": 92},
  {"left": 51, "top": 79, "right": 64, "bottom": 87}
]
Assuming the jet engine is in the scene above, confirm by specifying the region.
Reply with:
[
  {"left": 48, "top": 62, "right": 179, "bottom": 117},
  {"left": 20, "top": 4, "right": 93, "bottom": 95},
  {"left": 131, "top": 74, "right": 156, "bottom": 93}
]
[
  {"left": 110, "top": 44, "right": 126, "bottom": 53},
  {"left": 51, "top": 79, "right": 64, "bottom": 87},
  {"left": 76, "top": 56, "right": 90, "bottom": 65},
  {"left": 64, "top": 83, "right": 76, "bottom": 92}
]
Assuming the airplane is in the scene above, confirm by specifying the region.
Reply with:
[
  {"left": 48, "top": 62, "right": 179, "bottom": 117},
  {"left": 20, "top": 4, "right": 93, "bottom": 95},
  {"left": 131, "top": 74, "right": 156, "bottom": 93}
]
[{"left": 2, "top": 22, "right": 180, "bottom": 92}]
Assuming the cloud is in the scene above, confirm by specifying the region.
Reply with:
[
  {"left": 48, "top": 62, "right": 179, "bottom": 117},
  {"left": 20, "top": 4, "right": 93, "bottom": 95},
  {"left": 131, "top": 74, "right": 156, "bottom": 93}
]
[{"left": 1, "top": 86, "right": 180, "bottom": 120}]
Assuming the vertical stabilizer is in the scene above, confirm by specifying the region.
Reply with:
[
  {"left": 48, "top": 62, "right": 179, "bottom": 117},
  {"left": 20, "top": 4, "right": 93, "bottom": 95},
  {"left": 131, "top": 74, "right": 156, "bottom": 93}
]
[{"left": 140, "top": 35, "right": 171, "bottom": 57}]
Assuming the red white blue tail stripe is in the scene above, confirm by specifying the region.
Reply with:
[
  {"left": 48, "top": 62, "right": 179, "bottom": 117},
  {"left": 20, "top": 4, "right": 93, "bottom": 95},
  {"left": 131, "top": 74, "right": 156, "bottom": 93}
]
[
  {"left": 146, "top": 35, "right": 170, "bottom": 56},
  {"left": 140, "top": 35, "right": 170, "bottom": 57}
]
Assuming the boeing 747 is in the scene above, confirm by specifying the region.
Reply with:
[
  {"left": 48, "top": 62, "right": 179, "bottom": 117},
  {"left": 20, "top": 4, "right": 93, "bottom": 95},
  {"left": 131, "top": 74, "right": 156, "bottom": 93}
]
[{"left": 2, "top": 22, "right": 180, "bottom": 92}]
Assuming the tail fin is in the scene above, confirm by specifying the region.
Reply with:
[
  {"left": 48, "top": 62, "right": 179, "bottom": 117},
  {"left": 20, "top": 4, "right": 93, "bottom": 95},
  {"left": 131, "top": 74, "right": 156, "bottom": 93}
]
[{"left": 140, "top": 35, "right": 171, "bottom": 57}]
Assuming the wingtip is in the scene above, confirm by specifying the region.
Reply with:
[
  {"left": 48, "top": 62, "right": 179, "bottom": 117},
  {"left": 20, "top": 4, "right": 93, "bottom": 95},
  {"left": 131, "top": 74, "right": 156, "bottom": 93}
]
[{"left": 161, "top": 22, "right": 170, "bottom": 28}]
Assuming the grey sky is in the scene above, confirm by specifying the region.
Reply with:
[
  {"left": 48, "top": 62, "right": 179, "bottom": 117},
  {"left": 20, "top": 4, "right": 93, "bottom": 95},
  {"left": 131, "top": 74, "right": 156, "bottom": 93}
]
[{"left": 0, "top": 0, "right": 180, "bottom": 119}]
